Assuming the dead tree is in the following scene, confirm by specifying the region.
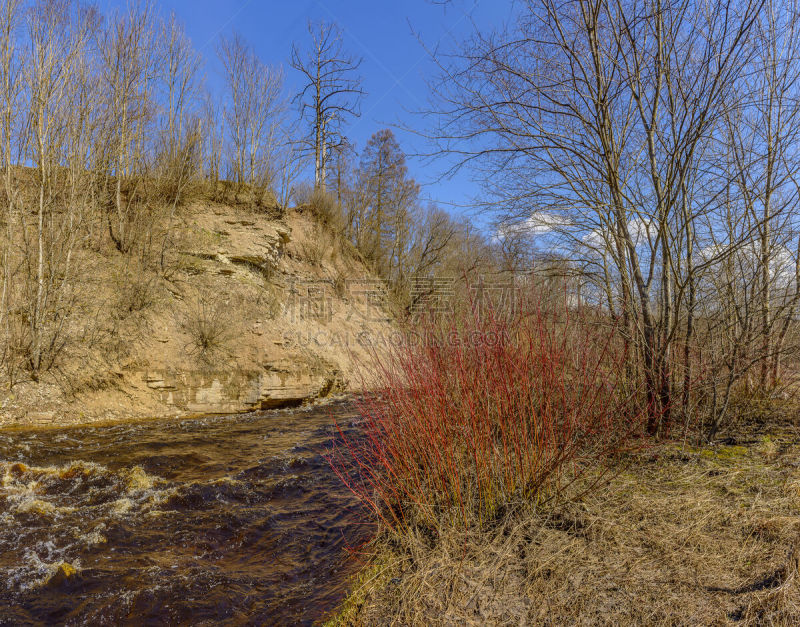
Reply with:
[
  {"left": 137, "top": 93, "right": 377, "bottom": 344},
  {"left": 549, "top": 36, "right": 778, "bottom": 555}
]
[{"left": 290, "top": 20, "right": 364, "bottom": 191}]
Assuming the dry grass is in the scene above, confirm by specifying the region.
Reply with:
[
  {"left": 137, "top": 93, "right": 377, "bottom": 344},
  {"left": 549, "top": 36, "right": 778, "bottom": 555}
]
[{"left": 332, "top": 425, "right": 800, "bottom": 625}]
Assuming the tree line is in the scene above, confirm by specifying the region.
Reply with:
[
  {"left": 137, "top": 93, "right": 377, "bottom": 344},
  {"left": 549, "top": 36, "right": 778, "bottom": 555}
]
[
  {"left": 428, "top": 0, "right": 800, "bottom": 437},
  {"left": 0, "top": 0, "right": 500, "bottom": 386}
]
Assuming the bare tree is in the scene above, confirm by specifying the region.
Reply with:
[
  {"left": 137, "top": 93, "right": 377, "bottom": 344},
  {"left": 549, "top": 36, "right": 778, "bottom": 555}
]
[
  {"left": 425, "top": 0, "right": 767, "bottom": 435},
  {"left": 273, "top": 127, "right": 306, "bottom": 211},
  {"left": 0, "top": 0, "right": 22, "bottom": 380},
  {"left": 726, "top": 0, "right": 800, "bottom": 391},
  {"left": 157, "top": 12, "right": 201, "bottom": 201},
  {"left": 20, "top": 0, "right": 96, "bottom": 376},
  {"left": 96, "top": 1, "right": 159, "bottom": 253},
  {"left": 218, "top": 32, "right": 285, "bottom": 198},
  {"left": 200, "top": 89, "right": 224, "bottom": 189},
  {"left": 290, "top": 20, "right": 364, "bottom": 191}
]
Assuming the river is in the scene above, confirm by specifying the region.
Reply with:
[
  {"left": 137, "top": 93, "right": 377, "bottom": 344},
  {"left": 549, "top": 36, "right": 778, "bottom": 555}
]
[{"left": 0, "top": 400, "right": 370, "bottom": 625}]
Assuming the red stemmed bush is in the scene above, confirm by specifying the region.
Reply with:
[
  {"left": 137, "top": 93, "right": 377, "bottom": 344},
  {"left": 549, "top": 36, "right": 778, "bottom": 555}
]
[{"left": 331, "top": 288, "right": 650, "bottom": 533}]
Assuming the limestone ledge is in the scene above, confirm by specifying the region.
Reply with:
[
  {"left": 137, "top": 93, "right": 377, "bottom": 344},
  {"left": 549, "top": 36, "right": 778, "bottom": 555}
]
[{"left": 143, "top": 365, "right": 338, "bottom": 414}]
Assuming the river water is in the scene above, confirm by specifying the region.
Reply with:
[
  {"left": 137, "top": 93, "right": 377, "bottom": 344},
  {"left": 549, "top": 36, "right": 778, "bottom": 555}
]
[{"left": 0, "top": 401, "right": 370, "bottom": 625}]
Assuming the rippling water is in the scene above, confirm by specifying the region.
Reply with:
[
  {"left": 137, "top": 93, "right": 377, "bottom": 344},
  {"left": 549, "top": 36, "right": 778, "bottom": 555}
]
[{"left": 0, "top": 401, "right": 370, "bottom": 625}]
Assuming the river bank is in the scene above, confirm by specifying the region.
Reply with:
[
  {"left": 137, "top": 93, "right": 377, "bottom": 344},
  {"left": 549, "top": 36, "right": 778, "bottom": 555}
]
[
  {"left": 329, "top": 412, "right": 800, "bottom": 624},
  {"left": 0, "top": 392, "right": 353, "bottom": 433},
  {"left": 0, "top": 200, "right": 393, "bottom": 430}
]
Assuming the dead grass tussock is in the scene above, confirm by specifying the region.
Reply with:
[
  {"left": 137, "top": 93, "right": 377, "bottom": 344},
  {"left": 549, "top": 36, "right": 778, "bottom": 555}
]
[{"left": 337, "top": 433, "right": 800, "bottom": 625}]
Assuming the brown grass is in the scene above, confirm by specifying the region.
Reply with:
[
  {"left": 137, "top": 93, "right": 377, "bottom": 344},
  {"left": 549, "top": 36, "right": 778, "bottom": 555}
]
[{"left": 330, "top": 423, "right": 800, "bottom": 625}]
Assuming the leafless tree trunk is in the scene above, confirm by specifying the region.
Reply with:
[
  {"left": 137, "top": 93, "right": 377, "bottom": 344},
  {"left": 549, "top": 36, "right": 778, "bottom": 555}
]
[
  {"left": 291, "top": 20, "right": 364, "bottom": 191},
  {"left": 96, "top": 1, "right": 158, "bottom": 254},
  {"left": 0, "top": 0, "right": 21, "bottom": 382},
  {"left": 218, "top": 32, "right": 285, "bottom": 201},
  {"left": 21, "top": 0, "right": 95, "bottom": 376}
]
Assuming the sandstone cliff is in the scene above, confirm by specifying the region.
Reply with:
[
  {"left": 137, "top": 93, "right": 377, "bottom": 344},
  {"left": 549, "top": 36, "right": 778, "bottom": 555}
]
[{"left": 0, "top": 202, "right": 394, "bottom": 428}]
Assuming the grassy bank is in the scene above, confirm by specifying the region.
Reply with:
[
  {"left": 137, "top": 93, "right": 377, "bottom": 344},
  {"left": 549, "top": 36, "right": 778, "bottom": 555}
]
[{"left": 329, "top": 419, "right": 800, "bottom": 624}]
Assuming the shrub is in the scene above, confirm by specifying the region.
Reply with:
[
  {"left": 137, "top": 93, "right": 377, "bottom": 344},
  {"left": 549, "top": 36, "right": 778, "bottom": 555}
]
[
  {"left": 113, "top": 262, "right": 158, "bottom": 318},
  {"left": 180, "top": 293, "right": 234, "bottom": 364},
  {"left": 293, "top": 182, "right": 343, "bottom": 230},
  {"left": 330, "top": 289, "right": 650, "bottom": 533}
]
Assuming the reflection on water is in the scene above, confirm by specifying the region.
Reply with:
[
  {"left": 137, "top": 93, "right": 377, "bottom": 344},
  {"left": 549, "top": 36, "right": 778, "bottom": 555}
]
[{"left": 0, "top": 401, "right": 370, "bottom": 625}]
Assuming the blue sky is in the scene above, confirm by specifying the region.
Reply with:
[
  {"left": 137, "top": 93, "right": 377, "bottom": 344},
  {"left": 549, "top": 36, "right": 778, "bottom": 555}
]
[{"left": 98, "top": 0, "right": 512, "bottom": 225}]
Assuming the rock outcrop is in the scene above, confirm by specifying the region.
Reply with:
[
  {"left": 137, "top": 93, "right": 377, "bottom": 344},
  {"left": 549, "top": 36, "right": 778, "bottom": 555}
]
[
  {"left": 0, "top": 204, "right": 390, "bottom": 428},
  {"left": 143, "top": 362, "right": 342, "bottom": 414}
]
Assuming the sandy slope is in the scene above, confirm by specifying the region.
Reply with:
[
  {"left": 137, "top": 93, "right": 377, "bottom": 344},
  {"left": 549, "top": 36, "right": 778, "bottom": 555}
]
[{"left": 0, "top": 203, "right": 393, "bottom": 428}]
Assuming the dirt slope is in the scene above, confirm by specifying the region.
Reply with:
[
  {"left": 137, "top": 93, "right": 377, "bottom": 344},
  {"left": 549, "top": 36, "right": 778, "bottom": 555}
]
[{"left": 0, "top": 202, "right": 393, "bottom": 428}]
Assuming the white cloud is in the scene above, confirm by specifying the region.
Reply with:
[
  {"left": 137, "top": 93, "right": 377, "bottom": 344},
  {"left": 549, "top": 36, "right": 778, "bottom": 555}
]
[
  {"left": 494, "top": 212, "right": 572, "bottom": 241},
  {"left": 700, "top": 241, "right": 797, "bottom": 288},
  {"left": 581, "top": 217, "right": 652, "bottom": 251}
]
